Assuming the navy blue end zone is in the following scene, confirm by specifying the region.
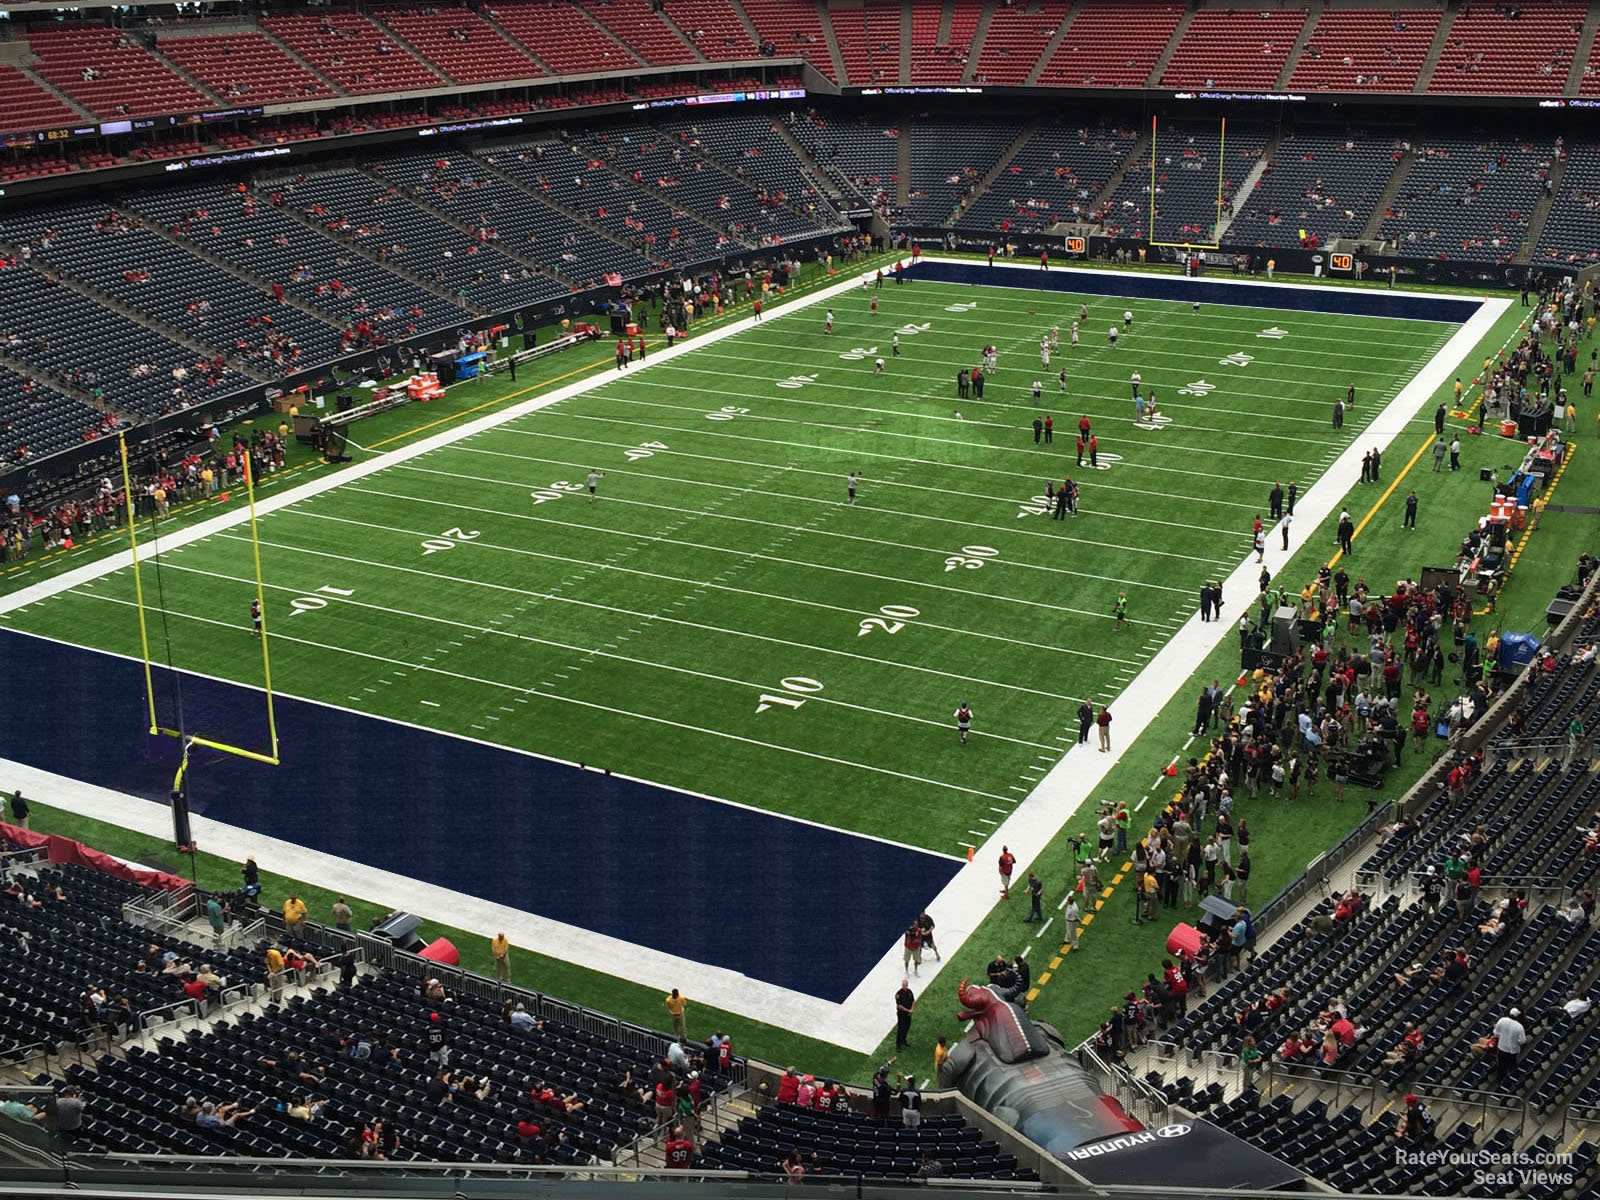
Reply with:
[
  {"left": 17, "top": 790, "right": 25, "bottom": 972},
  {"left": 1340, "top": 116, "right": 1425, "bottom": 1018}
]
[
  {"left": 907, "top": 260, "right": 1481, "bottom": 323},
  {"left": 1, "top": 628, "right": 960, "bottom": 1002}
]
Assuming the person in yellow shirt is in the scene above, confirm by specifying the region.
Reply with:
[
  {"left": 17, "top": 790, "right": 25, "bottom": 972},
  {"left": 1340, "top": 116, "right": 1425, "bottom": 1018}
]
[
  {"left": 664, "top": 989, "right": 688, "bottom": 1040},
  {"left": 283, "top": 894, "right": 307, "bottom": 935},
  {"left": 933, "top": 1036, "right": 949, "bottom": 1079},
  {"left": 265, "top": 945, "right": 285, "bottom": 993},
  {"left": 491, "top": 932, "right": 511, "bottom": 984}
]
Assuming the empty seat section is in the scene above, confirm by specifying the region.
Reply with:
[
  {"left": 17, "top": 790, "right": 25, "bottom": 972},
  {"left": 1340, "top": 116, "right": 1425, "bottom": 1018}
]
[
  {"left": 373, "top": 6, "right": 543, "bottom": 83},
  {"left": 577, "top": 0, "right": 696, "bottom": 66},
  {"left": 974, "top": 0, "right": 1068, "bottom": 85},
  {"left": 1227, "top": 133, "right": 1401, "bottom": 249},
  {"left": 156, "top": 33, "right": 336, "bottom": 103},
  {"left": 1534, "top": 141, "right": 1600, "bottom": 268},
  {"left": 909, "top": 0, "right": 981, "bottom": 85},
  {"left": 1038, "top": 1, "right": 1183, "bottom": 88},
  {"left": 0, "top": 363, "right": 114, "bottom": 464},
  {"left": 829, "top": 2, "right": 901, "bottom": 87},
  {"left": 662, "top": 112, "right": 841, "bottom": 224},
  {"left": 1428, "top": 2, "right": 1586, "bottom": 95},
  {"left": 258, "top": 12, "right": 445, "bottom": 95},
  {"left": 0, "top": 65, "right": 85, "bottom": 133},
  {"left": 484, "top": 1, "right": 641, "bottom": 75},
  {"left": 741, "top": 0, "right": 836, "bottom": 79},
  {"left": 666, "top": 0, "right": 761, "bottom": 61},
  {"left": 905, "top": 119, "right": 1024, "bottom": 225},
  {"left": 1289, "top": 9, "right": 1441, "bottom": 93},
  {"left": 125, "top": 181, "right": 461, "bottom": 341},
  {"left": 1377, "top": 137, "right": 1553, "bottom": 262},
  {"left": 290, "top": 167, "right": 564, "bottom": 309},
  {"left": 28, "top": 25, "right": 212, "bottom": 119},
  {"left": 955, "top": 124, "right": 1136, "bottom": 233},
  {"left": 788, "top": 113, "right": 900, "bottom": 216},
  {"left": 1160, "top": 8, "right": 1306, "bottom": 91}
]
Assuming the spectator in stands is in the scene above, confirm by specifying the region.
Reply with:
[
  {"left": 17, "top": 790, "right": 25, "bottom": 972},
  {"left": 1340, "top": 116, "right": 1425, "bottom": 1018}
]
[
  {"left": 195, "top": 1100, "right": 253, "bottom": 1129},
  {"left": 0, "top": 1096, "right": 43, "bottom": 1124},
  {"left": 664, "top": 988, "right": 688, "bottom": 1040},
  {"left": 509, "top": 1002, "right": 537, "bottom": 1033},
  {"left": 282, "top": 893, "right": 307, "bottom": 935},
  {"left": 898, "top": 1074, "right": 922, "bottom": 1128},
  {"left": 425, "top": 1011, "right": 449, "bottom": 1067},
  {"left": 1396, "top": 1093, "right": 1433, "bottom": 1145},
  {"left": 1383, "top": 1022, "right": 1424, "bottom": 1069},
  {"left": 782, "top": 1148, "right": 806, "bottom": 1182},
  {"left": 1493, "top": 1008, "right": 1526, "bottom": 1084},
  {"left": 264, "top": 944, "right": 286, "bottom": 993},
  {"left": 775, "top": 1067, "right": 800, "bottom": 1104}
]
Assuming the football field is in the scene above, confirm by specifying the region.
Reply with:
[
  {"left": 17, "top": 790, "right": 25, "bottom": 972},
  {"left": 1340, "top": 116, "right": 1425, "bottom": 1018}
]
[{"left": 1, "top": 272, "right": 1458, "bottom": 858}]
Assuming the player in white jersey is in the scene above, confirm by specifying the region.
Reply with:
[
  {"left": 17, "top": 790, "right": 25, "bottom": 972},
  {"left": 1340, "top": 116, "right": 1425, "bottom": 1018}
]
[
  {"left": 1070, "top": 321, "right": 1080, "bottom": 347},
  {"left": 587, "top": 468, "right": 605, "bottom": 501},
  {"left": 1124, "top": 309, "right": 1134, "bottom": 330},
  {"left": 1049, "top": 325, "right": 1060, "bottom": 350},
  {"left": 1108, "top": 325, "right": 1119, "bottom": 346},
  {"left": 1040, "top": 343, "right": 1051, "bottom": 369},
  {"left": 825, "top": 309, "right": 834, "bottom": 334}
]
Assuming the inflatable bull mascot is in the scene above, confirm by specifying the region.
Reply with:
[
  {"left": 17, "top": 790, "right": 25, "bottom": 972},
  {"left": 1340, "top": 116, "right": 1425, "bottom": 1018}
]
[{"left": 938, "top": 979, "right": 1141, "bottom": 1156}]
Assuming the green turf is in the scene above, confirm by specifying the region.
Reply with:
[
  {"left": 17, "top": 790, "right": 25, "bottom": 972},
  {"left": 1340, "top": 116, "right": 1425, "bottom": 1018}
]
[
  {"left": 0, "top": 279, "right": 1455, "bottom": 855},
  {"left": 7, "top": 266, "right": 1588, "bottom": 1085}
]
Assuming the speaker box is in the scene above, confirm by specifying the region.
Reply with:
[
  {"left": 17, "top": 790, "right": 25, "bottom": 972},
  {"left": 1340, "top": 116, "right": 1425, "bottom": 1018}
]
[
  {"left": 1270, "top": 606, "right": 1301, "bottom": 655},
  {"left": 371, "top": 910, "right": 425, "bottom": 953}
]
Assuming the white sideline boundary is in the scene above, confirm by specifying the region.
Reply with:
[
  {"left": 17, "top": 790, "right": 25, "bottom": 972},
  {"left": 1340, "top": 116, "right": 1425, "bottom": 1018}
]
[{"left": 0, "top": 259, "right": 1511, "bottom": 1052}]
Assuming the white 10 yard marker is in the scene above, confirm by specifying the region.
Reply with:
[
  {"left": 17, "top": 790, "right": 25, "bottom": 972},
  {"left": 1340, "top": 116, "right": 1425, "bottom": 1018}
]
[
  {"left": 755, "top": 676, "right": 824, "bottom": 714},
  {"left": 858, "top": 604, "right": 921, "bottom": 637},
  {"left": 944, "top": 544, "right": 999, "bottom": 572},
  {"left": 625, "top": 441, "right": 668, "bottom": 460},
  {"left": 420, "top": 526, "right": 482, "bottom": 554},
  {"left": 289, "top": 584, "right": 355, "bottom": 616},
  {"left": 529, "top": 481, "right": 587, "bottom": 505}
]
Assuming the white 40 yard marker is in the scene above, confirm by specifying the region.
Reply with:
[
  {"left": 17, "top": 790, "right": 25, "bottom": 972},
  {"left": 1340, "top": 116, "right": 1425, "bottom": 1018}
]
[
  {"left": 756, "top": 676, "right": 824, "bottom": 714},
  {"left": 528, "top": 481, "right": 586, "bottom": 505},
  {"left": 625, "top": 441, "right": 668, "bottom": 460}
]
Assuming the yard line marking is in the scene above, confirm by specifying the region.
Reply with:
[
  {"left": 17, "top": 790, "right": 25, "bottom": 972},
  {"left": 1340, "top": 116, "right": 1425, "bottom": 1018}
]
[
  {"left": 209, "top": 531, "right": 1093, "bottom": 700},
  {"left": 77, "top": 589, "right": 1022, "bottom": 808},
  {"left": 977, "top": 818, "right": 997, "bottom": 826},
  {"left": 466, "top": 430, "right": 1264, "bottom": 515},
  {"left": 283, "top": 506, "right": 1172, "bottom": 633},
  {"left": 419, "top": 700, "right": 441, "bottom": 708},
  {"left": 1009, "top": 785, "right": 1028, "bottom": 793},
  {"left": 372, "top": 468, "right": 1204, "bottom": 593},
  {"left": 662, "top": 359, "right": 1348, "bottom": 445},
  {"left": 506, "top": 412, "right": 1279, "bottom": 495},
  {"left": 1134, "top": 796, "right": 1148, "bottom": 811},
  {"left": 1035, "top": 916, "right": 1053, "bottom": 938},
  {"left": 989, "top": 806, "right": 1009, "bottom": 814}
]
